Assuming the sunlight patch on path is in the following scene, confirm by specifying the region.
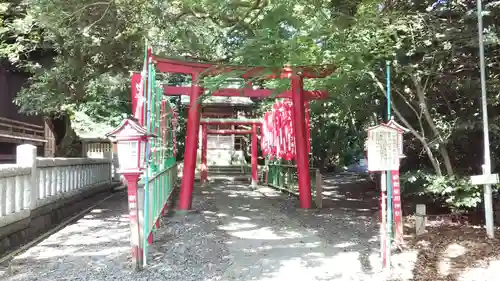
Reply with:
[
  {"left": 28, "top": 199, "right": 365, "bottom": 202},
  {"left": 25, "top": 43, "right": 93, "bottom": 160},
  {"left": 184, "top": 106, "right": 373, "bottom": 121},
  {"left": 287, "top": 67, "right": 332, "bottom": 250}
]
[
  {"left": 459, "top": 259, "right": 500, "bottom": 281},
  {"left": 229, "top": 226, "right": 305, "bottom": 240},
  {"left": 207, "top": 183, "right": 383, "bottom": 281}
]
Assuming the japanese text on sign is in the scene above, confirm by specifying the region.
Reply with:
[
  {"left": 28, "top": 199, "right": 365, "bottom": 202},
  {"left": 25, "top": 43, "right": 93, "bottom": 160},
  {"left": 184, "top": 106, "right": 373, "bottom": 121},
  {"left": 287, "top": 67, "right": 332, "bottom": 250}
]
[{"left": 367, "top": 125, "right": 400, "bottom": 171}]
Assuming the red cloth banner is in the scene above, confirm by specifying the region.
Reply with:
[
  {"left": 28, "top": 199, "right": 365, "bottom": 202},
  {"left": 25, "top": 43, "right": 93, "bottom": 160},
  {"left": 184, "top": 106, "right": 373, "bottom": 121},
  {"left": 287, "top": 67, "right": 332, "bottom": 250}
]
[
  {"left": 169, "top": 104, "right": 178, "bottom": 157},
  {"left": 391, "top": 170, "right": 403, "bottom": 243},
  {"left": 131, "top": 72, "right": 144, "bottom": 125},
  {"left": 260, "top": 100, "right": 311, "bottom": 161}
]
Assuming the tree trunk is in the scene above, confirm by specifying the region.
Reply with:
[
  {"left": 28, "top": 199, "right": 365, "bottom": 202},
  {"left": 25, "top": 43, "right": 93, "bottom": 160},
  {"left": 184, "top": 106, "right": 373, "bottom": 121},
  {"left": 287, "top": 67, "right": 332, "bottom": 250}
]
[
  {"left": 392, "top": 106, "right": 443, "bottom": 176},
  {"left": 54, "top": 115, "right": 81, "bottom": 157},
  {"left": 411, "top": 74, "right": 454, "bottom": 175},
  {"left": 368, "top": 71, "right": 443, "bottom": 176},
  {"left": 439, "top": 146, "right": 454, "bottom": 176}
]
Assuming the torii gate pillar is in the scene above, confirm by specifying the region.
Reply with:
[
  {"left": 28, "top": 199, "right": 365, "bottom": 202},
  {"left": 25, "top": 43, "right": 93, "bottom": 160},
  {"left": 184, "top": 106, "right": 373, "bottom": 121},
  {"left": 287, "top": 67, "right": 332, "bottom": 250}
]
[
  {"left": 291, "top": 75, "right": 312, "bottom": 209},
  {"left": 251, "top": 124, "right": 258, "bottom": 186},
  {"left": 178, "top": 75, "right": 203, "bottom": 210}
]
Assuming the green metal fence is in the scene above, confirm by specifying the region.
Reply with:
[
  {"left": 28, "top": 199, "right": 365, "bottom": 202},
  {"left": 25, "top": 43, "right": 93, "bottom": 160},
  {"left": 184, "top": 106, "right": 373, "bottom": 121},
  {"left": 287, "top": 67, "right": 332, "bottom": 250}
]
[
  {"left": 266, "top": 163, "right": 317, "bottom": 196},
  {"left": 142, "top": 160, "right": 177, "bottom": 263},
  {"left": 141, "top": 49, "right": 178, "bottom": 266}
]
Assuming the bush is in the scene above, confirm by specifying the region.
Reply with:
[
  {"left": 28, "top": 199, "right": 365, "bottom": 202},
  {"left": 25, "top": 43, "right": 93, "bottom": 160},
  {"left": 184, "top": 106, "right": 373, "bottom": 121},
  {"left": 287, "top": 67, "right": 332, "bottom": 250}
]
[{"left": 400, "top": 170, "right": 491, "bottom": 211}]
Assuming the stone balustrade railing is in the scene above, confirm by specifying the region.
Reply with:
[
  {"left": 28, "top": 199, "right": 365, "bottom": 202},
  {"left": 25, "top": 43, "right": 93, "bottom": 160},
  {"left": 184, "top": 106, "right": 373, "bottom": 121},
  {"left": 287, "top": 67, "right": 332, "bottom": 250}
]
[
  {"left": 0, "top": 144, "right": 112, "bottom": 229},
  {"left": 35, "top": 158, "right": 112, "bottom": 207},
  {"left": 0, "top": 165, "right": 31, "bottom": 228}
]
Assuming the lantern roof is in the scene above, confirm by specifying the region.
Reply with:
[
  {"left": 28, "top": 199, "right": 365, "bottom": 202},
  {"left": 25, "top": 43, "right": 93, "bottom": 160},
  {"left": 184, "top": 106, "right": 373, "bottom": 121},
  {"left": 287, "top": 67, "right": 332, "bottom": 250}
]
[
  {"left": 106, "top": 118, "right": 151, "bottom": 139},
  {"left": 386, "top": 117, "right": 410, "bottom": 133}
]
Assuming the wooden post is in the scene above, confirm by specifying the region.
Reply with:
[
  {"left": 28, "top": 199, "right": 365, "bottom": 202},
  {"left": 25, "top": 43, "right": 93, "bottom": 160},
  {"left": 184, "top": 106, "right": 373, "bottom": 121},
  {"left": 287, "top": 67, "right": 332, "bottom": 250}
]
[
  {"left": 291, "top": 75, "right": 312, "bottom": 209},
  {"left": 315, "top": 169, "right": 323, "bottom": 208},
  {"left": 391, "top": 170, "right": 403, "bottom": 244},
  {"left": 415, "top": 204, "right": 426, "bottom": 235},
  {"left": 380, "top": 172, "right": 387, "bottom": 269},
  {"left": 251, "top": 124, "right": 258, "bottom": 187},
  {"left": 201, "top": 124, "right": 208, "bottom": 183},
  {"left": 123, "top": 173, "right": 143, "bottom": 270},
  {"left": 178, "top": 74, "right": 202, "bottom": 210}
]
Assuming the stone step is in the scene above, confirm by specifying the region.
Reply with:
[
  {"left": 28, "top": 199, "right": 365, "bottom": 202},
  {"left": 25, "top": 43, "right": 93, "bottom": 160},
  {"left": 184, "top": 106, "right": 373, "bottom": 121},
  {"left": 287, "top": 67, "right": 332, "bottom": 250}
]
[
  {"left": 207, "top": 166, "right": 248, "bottom": 173},
  {"left": 208, "top": 175, "right": 251, "bottom": 182},
  {"left": 208, "top": 171, "right": 246, "bottom": 176}
]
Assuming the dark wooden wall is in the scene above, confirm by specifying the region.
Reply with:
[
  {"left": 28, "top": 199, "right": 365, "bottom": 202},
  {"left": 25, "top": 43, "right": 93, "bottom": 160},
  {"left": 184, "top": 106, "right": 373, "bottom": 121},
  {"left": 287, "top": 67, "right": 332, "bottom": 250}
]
[{"left": 0, "top": 63, "right": 43, "bottom": 126}]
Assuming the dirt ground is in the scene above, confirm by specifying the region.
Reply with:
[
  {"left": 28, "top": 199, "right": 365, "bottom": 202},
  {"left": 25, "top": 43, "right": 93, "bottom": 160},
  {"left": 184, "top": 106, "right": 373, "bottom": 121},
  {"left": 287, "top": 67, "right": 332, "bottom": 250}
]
[
  {"left": 400, "top": 215, "right": 500, "bottom": 281},
  {"left": 347, "top": 174, "right": 500, "bottom": 281}
]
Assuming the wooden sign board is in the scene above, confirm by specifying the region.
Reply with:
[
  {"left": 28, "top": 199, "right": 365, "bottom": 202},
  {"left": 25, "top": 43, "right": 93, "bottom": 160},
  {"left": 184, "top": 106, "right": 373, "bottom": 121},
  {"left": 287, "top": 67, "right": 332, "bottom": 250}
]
[
  {"left": 367, "top": 124, "right": 400, "bottom": 171},
  {"left": 385, "top": 119, "right": 408, "bottom": 157},
  {"left": 470, "top": 174, "right": 500, "bottom": 185}
]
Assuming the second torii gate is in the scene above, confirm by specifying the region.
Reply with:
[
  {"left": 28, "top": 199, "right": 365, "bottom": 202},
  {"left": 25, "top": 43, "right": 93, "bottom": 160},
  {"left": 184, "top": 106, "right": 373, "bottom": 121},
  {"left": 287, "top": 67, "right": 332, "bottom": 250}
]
[
  {"left": 131, "top": 52, "right": 334, "bottom": 209},
  {"left": 200, "top": 118, "right": 262, "bottom": 186}
]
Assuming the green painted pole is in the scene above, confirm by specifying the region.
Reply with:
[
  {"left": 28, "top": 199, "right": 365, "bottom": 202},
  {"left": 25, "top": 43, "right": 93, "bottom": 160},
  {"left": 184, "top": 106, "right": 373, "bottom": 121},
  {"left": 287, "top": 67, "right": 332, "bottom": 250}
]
[
  {"left": 150, "top": 81, "right": 158, "bottom": 242},
  {"left": 153, "top": 68, "right": 159, "bottom": 172},
  {"left": 168, "top": 101, "right": 174, "bottom": 160},
  {"left": 142, "top": 40, "right": 148, "bottom": 125},
  {"left": 142, "top": 52, "right": 153, "bottom": 265},
  {"left": 165, "top": 98, "right": 170, "bottom": 191}
]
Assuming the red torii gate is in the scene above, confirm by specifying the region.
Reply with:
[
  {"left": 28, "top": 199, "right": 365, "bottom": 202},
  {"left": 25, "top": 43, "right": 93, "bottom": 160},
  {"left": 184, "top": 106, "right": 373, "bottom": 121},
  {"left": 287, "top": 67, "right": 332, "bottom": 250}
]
[{"left": 131, "top": 53, "right": 334, "bottom": 209}]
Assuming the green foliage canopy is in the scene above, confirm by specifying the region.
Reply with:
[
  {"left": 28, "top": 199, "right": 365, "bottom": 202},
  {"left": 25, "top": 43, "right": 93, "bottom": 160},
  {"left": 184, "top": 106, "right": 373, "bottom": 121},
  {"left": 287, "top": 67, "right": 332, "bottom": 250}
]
[{"left": 2, "top": 0, "right": 500, "bottom": 208}]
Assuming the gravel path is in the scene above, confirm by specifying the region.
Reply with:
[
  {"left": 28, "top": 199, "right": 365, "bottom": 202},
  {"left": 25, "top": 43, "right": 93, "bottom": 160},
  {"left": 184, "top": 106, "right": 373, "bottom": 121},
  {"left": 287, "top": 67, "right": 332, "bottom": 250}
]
[
  {"left": 0, "top": 187, "right": 233, "bottom": 281},
  {"left": 207, "top": 181, "right": 381, "bottom": 280},
  {"left": 0, "top": 175, "right": 414, "bottom": 281}
]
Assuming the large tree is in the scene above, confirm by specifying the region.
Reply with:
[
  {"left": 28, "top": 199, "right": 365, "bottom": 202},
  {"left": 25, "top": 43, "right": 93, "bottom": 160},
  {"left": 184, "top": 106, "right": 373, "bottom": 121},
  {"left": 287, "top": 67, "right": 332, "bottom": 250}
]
[
  {"left": 0, "top": 0, "right": 232, "bottom": 155},
  {"left": 3, "top": 0, "right": 500, "bottom": 207},
  {"left": 161, "top": 0, "right": 500, "bottom": 208}
]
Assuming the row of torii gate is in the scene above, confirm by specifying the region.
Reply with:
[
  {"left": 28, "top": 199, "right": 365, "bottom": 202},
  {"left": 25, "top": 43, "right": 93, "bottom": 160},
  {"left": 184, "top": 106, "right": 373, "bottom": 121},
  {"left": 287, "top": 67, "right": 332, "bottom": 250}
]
[{"left": 131, "top": 48, "right": 335, "bottom": 209}]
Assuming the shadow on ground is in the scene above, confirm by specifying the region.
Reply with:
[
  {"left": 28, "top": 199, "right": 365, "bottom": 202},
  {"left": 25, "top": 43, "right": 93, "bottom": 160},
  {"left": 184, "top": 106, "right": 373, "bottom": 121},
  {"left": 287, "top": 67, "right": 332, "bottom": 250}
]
[
  {"left": 0, "top": 173, "right": 417, "bottom": 281},
  {"left": 179, "top": 175, "right": 386, "bottom": 280},
  {"left": 1, "top": 192, "right": 135, "bottom": 281}
]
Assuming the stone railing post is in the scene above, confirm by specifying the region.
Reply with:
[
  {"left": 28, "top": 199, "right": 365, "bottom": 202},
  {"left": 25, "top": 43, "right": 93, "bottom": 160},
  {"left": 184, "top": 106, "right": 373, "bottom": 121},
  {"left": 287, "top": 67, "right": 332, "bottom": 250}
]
[
  {"left": 315, "top": 169, "right": 323, "bottom": 209},
  {"left": 16, "top": 144, "right": 38, "bottom": 210},
  {"left": 416, "top": 204, "right": 426, "bottom": 235},
  {"left": 104, "top": 151, "right": 117, "bottom": 183}
]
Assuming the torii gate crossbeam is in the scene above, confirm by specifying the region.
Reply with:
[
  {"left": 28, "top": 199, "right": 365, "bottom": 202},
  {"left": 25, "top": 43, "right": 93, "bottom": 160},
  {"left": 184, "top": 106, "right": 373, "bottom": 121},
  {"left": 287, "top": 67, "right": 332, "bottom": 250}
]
[{"left": 163, "top": 86, "right": 328, "bottom": 100}]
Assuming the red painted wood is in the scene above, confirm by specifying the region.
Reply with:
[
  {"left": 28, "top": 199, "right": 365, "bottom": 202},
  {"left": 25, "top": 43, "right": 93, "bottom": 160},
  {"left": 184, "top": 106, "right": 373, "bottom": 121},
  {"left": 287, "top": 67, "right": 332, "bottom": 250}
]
[
  {"left": 123, "top": 173, "right": 143, "bottom": 270},
  {"left": 202, "top": 112, "right": 235, "bottom": 117},
  {"left": 154, "top": 53, "right": 334, "bottom": 212},
  {"left": 251, "top": 124, "right": 258, "bottom": 186},
  {"left": 178, "top": 80, "right": 202, "bottom": 210},
  {"left": 163, "top": 85, "right": 328, "bottom": 100},
  {"left": 391, "top": 170, "right": 403, "bottom": 244},
  {"left": 153, "top": 56, "right": 336, "bottom": 79},
  {"left": 131, "top": 72, "right": 143, "bottom": 125},
  {"left": 207, "top": 130, "right": 253, "bottom": 135},
  {"left": 154, "top": 56, "right": 214, "bottom": 73},
  {"left": 291, "top": 75, "right": 312, "bottom": 209},
  {"left": 201, "top": 120, "right": 262, "bottom": 125},
  {"left": 381, "top": 183, "right": 387, "bottom": 268}
]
